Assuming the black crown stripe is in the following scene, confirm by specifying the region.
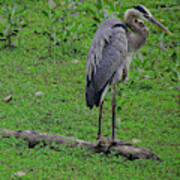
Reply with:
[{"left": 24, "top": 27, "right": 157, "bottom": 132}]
[{"left": 134, "top": 5, "right": 148, "bottom": 14}]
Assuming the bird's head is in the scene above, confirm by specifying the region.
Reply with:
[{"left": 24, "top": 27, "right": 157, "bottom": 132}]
[{"left": 124, "top": 5, "right": 171, "bottom": 34}]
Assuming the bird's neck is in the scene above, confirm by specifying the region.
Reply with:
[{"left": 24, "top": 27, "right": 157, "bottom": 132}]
[{"left": 127, "top": 30, "right": 149, "bottom": 53}]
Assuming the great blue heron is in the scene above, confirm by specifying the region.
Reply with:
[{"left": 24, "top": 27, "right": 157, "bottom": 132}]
[{"left": 85, "top": 5, "right": 170, "bottom": 142}]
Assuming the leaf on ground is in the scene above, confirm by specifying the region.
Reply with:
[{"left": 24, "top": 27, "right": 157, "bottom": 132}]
[
  {"left": 35, "top": 91, "right": 44, "bottom": 97},
  {"left": 3, "top": 95, "right": 12, "bottom": 103},
  {"left": 14, "top": 171, "right": 26, "bottom": 177}
]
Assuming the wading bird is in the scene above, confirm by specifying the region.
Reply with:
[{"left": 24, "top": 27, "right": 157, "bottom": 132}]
[{"left": 85, "top": 5, "right": 170, "bottom": 142}]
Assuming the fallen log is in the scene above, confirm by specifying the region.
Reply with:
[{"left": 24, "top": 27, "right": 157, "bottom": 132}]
[{"left": 0, "top": 129, "right": 161, "bottom": 161}]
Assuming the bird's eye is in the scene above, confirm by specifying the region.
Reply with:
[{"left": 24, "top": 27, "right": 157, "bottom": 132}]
[{"left": 134, "top": 19, "right": 138, "bottom": 23}]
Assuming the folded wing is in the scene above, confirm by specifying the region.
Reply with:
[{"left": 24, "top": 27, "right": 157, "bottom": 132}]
[{"left": 86, "top": 18, "right": 128, "bottom": 109}]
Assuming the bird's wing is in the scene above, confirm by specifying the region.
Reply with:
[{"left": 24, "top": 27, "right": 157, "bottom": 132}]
[
  {"left": 86, "top": 18, "right": 128, "bottom": 82},
  {"left": 92, "top": 25, "right": 128, "bottom": 91},
  {"left": 86, "top": 26, "right": 112, "bottom": 80},
  {"left": 86, "top": 19, "right": 128, "bottom": 108}
]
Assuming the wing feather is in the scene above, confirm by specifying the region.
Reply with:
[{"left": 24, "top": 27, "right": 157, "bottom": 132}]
[
  {"left": 87, "top": 27, "right": 112, "bottom": 80},
  {"left": 86, "top": 18, "right": 128, "bottom": 108}
]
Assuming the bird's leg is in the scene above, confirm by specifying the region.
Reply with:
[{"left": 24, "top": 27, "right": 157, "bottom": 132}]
[
  {"left": 97, "top": 101, "right": 103, "bottom": 140},
  {"left": 112, "top": 84, "right": 117, "bottom": 142}
]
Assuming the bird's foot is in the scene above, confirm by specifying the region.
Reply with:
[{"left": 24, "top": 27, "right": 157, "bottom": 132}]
[
  {"left": 111, "top": 139, "right": 118, "bottom": 146},
  {"left": 96, "top": 137, "right": 115, "bottom": 147},
  {"left": 106, "top": 139, "right": 118, "bottom": 152},
  {"left": 95, "top": 137, "right": 118, "bottom": 153},
  {"left": 96, "top": 134, "right": 101, "bottom": 140}
]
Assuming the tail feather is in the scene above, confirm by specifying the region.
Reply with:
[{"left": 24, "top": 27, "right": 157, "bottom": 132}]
[
  {"left": 85, "top": 83, "right": 101, "bottom": 109},
  {"left": 85, "top": 77, "right": 109, "bottom": 109}
]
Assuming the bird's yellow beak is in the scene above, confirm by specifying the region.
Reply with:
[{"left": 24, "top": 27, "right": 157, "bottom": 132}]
[{"left": 149, "top": 16, "right": 171, "bottom": 35}]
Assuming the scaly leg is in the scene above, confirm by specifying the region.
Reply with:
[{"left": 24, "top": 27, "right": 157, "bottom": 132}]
[
  {"left": 112, "top": 85, "right": 117, "bottom": 142},
  {"left": 97, "top": 102, "right": 103, "bottom": 140}
]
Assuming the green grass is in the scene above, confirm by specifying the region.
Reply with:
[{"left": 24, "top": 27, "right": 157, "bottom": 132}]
[{"left": 0, "top": 0, "right": 179, "bottom": 179}]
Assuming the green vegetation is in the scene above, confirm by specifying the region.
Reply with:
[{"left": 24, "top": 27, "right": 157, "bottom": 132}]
[{"left": 0, "top": 0, "right": 179, "bottom": 179}]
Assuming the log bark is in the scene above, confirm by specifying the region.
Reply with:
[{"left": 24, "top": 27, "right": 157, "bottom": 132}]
[{"left": 0, "top": 129, "right": 161, "bottom": 161}]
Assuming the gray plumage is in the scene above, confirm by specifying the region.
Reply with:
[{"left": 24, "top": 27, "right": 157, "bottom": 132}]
[
  {"left": 85, "top": 5, "right": 170, "bottom": 141},
  {"left": 86, "top": 17, "right": 128, "bottom": 108}
]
